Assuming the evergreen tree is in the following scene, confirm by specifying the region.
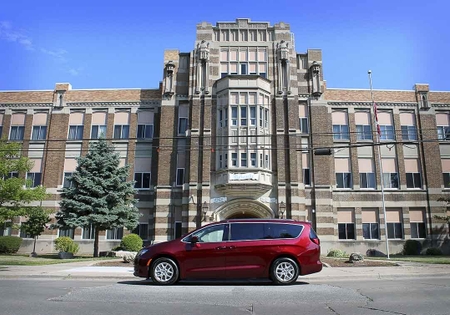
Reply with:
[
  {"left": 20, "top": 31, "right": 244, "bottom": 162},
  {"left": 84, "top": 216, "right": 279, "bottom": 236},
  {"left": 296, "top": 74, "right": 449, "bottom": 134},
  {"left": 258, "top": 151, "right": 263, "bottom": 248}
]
[
  {"left": 54, "top": 138, "right": 140, "bottom": 257},
  {"left": 0, "top": 140, "right": 47, "bottom": 225},
  {"left": 21, "top": 207, "right": 51, "bottom": 256}
]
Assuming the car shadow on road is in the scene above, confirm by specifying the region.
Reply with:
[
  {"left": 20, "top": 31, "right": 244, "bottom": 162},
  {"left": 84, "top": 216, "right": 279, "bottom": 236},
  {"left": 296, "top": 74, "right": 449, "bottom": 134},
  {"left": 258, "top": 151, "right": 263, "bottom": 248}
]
[{"left": 118, "top": 279, "right": 310, "bottom": 286}]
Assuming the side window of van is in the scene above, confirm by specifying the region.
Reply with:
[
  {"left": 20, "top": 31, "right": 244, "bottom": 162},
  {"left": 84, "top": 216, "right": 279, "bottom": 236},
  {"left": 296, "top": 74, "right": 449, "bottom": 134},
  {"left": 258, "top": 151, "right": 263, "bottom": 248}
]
[
  {"left": 192, "top": 224, "right": 227, "bottom": 243},
  {"left": 230, "top": 223, "right": 264, "bottom": 240},
  {"left": 263, "top": 224, "right": 303, "bottom": 239}
]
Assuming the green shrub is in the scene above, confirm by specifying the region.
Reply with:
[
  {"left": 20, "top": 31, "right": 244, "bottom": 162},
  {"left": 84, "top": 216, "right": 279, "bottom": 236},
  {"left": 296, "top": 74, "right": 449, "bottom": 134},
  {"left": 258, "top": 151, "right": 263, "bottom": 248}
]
[
  {"left": 327, "top": 249, "right": 347, "bottom": 258},
  {"left": 0, "top": 236, "right": 23, "bottom": 254},
  {"left": 425, "top": 247, "right": 443, "bottom": 256},
  {"left": 403, "top": 240, "right": 422, "bottom": 255},
  {"left": 54, "top": 237, "right": 79, "bottom": 254},
  {"left": 120, "top": 233, "right": 143, "bottom": 252}
]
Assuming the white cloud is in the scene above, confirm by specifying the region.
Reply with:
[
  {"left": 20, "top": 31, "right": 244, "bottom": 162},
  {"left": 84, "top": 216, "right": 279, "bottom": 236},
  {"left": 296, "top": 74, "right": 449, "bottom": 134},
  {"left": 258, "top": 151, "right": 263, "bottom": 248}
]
[
  {"left": 40, "top": 48, "right": 68, "bottom": 62},
  {"left": 1, "top": 20, "right": 82, "bottom": 77},
  {"left": 0, "top": 20, "right": 33, "bottom": 50}
]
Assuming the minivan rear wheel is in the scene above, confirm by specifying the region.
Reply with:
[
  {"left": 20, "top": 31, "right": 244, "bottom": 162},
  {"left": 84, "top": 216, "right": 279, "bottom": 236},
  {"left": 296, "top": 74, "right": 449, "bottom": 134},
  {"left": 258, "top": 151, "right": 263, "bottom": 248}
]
[
  {"left": 151, "top": 257, "right": 179, "bottom": 285},
  {"left": 270, "top": 257, "right": 299, "bottom": 285}
]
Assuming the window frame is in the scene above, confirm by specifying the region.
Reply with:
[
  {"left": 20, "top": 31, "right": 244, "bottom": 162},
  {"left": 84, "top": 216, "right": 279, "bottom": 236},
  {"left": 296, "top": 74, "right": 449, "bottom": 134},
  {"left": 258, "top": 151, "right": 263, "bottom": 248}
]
[
  {"left": 68, "top": 125, "right": 84, "bottom": 140},
  {"left": 31, "top": 125, "right": 47, "bottom": 141},
  {"left": 134, "top": 172, "right": 151, "bottom": 190},
  {"left": 9, "top": 125, "right": 25, "bottom": 141},
  {"left": 113, "top": 124, "right": 130, "bottom": 139}
]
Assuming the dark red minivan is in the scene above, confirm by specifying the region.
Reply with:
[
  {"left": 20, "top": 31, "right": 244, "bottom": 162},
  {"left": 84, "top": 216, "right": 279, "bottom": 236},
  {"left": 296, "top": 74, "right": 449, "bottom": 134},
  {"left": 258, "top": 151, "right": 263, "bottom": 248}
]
[{"left": 134, "top": 219, "right": 322, "bottom": 285}]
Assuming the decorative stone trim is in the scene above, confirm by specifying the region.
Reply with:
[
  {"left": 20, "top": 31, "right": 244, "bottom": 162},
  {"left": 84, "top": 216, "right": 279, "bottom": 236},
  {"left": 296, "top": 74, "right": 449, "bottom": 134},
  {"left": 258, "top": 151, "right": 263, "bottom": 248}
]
[
  {"left": 0, "top": 103, "right": 53, "bottom": 108},
  {"left": 67, "top": 101, "right": 160, "bottom": 107},
  {"left": 328, "top": 101, "right": 418, "bottom": 107}
]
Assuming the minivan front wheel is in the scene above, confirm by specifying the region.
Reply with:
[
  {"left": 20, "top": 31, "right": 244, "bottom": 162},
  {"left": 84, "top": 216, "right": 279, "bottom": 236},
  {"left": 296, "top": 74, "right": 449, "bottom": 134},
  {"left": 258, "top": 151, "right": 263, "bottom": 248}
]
[
  {"left": 271, "top": 257, "right": 299, "bottom": 285},
  {"left": 151, "top": 258, "right": 179, "bottom": 285}
]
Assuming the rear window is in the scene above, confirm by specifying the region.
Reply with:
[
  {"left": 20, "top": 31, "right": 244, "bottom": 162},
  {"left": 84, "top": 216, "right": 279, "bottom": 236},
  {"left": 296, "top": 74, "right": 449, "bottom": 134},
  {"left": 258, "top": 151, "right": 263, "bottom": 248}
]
[{"left": 229, "top": 223, "right": 303, "bottom": 241}]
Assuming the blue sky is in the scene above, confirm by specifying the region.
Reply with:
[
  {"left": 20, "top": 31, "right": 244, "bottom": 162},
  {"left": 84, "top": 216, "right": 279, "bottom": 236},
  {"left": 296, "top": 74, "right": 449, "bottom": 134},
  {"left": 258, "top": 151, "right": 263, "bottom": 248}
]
[{"left": 0, "top": 0, "right": 448, "bottom": 91}]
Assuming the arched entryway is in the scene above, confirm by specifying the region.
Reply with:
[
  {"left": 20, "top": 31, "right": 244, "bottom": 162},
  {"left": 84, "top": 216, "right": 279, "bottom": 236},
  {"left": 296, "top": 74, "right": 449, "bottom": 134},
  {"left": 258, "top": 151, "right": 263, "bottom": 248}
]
[{"left": 213, "top": 199, "right": 274, "bottom": 221}]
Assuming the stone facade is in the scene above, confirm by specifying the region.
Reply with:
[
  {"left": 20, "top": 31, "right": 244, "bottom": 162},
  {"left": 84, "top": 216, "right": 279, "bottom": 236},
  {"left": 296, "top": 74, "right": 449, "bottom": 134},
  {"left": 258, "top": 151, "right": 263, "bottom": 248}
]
[{"left": 0, "top": 18, "right": 449, "bottom": 255}]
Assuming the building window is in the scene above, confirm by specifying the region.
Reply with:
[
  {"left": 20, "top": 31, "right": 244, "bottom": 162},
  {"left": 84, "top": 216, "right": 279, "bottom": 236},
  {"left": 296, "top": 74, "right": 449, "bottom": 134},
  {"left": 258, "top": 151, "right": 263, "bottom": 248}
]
[
  {"left": 241, "top": 153, "right": 247, "bottom": 167},
  {"left": 332, "top": 111, "right": 349, "bottom": 140},
  {"left": 444, "top": 173, "right": 450, "bottom": 188},
  {"left": 58, "top": 228, "right": 75, "bottom": 239},
  {"left": 411, "top": 222, "right": 426, "bottom": 238},
  {"left": 335, "top": 158, "right": 351, "bottom": 189},
  {"left": 264, "top": 109, "right": 269, "bottom": 128},
  {"left": 300, "top": 117, "right": 309, "bottom": 134},
  {"left": 437, "top": 126, "right": 450, "bottom": 140},
  {"left": 338, "top": 209, "right": 355, "bottom": 240},
  {"left": 68, "top": 126, "right": 84, "bottom": 140},
  {"left": 174, "top": 221, "right": 182, "bottom": 239},
  {"left": 333, "top": 125, "right": 349, "bottom": 140},
  {"left": 362, "top": 223, "right": 379, "bottom": 239},
  {"left": 8, "top": 172, "right": 19, "bottom": 179},
  {"left": 134, "top": 172, "right": 151, "bottom": 189},
  {"left": 232, "top": 153, "right": 237, "bottom": 166},
  {"left": 10, "top": 126, "right": 25, "bottom": 141},
  {"left": 303, "top": 169, "right": 311, "bottom": 185},
  {"left": 260, "top": 108, "right": 264, "bottom": 127},
  {"left": 178, "top": 118, "right": 188, "bottom": 135},
  {"left": 265, "top": 154, "right": 269, "bottom": 169},
  {"left": 82, "top": 225, "right": 95, "bottom": 240},
  {"left": 383, "top": 173, "right": 399, "bottom": 189},
  {"left": 176, "top": 168, "right": 185, "bottom": 186},
  {"left": 336, "top": 173, "right": 352, "bottom": 188},
  {"left": 240, "top": 107, "right": 247, "bottom": 126},
  {"left": 231, "top": 107, "right": 238, "bottom": 126},
  {"left": 436, "top": 113, "right": 450, "bottom": 140},
  {"left": 356, "top": 125, "right": 372, "bottom": 140},
  {"left": 379, "top": 125, "right": 395, "bottom": 140},
  {"left": 338, "top": 223, "right": 355, "bottom": 239},
  {"left": 137, "top": 124, "right": 154, "bottom": 139},
  {"left": 114, "top": 125, "right": 129, "bottom": 139},
  {"left": 360, "top": 173, "right": 376, "bottom": 189},
  {"left": 387, "top": 223, "right": 403, "bottom": 239},
  {"left": 91, "top": 125, "right": 107, "bottom": 139},
  {"left": 132, "top": 223, "right": 149, "bottom": 240},
  {"left": 31, "top": 126, "right": 47, "bottom": 140},
  {"left": 26, "top": 173, "right": 42, "bottom": 187},
  {"left": 250, "top": 153, "right": 256, "bottom": 167},
  {"left": 63, "top": 172, "right": 73, "bottom": 188},
  {"left": 401, "top": 125, "right": 417, "bottom": 141},
  {"left": 106, "top": 227, "right": 123, "bottom": 240},
  {"left": 250, "top": 106, "right": 256, "bottom": 125},
  {"left": 406, "top": 173, "right": 422, "bottom": 188},
  {"left": 20, "top": 228, "right": 33, "bottom": 238}
]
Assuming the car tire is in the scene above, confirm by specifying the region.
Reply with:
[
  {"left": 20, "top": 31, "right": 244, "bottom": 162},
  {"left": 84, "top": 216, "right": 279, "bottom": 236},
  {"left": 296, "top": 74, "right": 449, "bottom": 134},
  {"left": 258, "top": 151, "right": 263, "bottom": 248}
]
[
  {"left": 270, "top": 257, "right": 299, "bottom": 285},
  {"left": 151, "top": 257, "right": 179, "bottom": 285}
]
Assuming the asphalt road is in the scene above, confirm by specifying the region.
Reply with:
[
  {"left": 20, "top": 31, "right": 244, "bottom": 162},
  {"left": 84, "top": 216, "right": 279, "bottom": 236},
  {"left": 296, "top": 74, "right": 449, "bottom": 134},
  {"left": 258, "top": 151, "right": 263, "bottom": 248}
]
[{"left": 1, "top": 276, "right": 449, "bottom": 315}]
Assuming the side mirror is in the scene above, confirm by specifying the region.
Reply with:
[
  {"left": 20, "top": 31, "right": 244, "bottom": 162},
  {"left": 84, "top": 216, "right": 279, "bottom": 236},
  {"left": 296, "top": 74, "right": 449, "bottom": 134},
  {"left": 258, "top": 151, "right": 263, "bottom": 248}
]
[{"left": 190, "top": 235, "right": 199, "bottom": 244}]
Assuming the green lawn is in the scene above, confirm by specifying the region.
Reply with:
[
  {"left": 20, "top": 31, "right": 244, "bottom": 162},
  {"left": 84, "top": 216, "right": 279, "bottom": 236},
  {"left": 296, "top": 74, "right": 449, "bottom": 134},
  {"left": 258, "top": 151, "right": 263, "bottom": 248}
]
[{"left": 0, "top": 254, "right": 118, "bottom": 266}]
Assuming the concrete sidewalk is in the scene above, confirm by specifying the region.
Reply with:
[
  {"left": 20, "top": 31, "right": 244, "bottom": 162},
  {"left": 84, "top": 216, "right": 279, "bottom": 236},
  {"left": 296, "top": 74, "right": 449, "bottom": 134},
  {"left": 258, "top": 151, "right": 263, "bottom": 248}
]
[{"left": 1, "top": 259, "right": 449, "bottom": 281}]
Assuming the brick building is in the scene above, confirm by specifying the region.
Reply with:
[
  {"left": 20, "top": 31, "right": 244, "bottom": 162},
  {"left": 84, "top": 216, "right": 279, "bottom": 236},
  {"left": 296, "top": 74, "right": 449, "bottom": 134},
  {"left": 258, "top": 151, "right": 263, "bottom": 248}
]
[{"left": 1, "top": 18, "right": 449, "bottom": 255}]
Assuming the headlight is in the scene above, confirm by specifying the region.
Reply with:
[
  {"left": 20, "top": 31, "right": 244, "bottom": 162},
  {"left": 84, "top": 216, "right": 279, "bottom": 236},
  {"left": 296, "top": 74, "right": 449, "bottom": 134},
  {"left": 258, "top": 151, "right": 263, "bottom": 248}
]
[{"left": 138, "top": 249, "right": 149, "bottom": 256}]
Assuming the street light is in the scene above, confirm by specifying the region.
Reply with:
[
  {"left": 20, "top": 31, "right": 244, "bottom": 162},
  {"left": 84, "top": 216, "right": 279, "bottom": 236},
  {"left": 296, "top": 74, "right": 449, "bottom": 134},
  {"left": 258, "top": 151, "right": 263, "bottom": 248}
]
[
  {"left": 202, "top": 201, "right": 209, "bottom": 221},
  {"left": 278, "top": 202, "right": 286, "bottom": 219}
]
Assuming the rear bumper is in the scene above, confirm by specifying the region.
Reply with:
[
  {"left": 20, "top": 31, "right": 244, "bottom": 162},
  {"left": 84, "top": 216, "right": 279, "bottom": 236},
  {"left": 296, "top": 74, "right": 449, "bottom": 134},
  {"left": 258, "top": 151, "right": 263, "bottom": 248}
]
[{"left": 300, "top": 261, "right": 322, "bottom": 275}]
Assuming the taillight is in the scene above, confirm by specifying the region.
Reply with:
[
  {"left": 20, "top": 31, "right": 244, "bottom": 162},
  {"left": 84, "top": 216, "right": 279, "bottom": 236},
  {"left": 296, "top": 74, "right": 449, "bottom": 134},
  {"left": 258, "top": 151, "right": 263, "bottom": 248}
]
[
  {"left": 309, "top": 227, "right": 320, "bottom": 245},
  {"left": 310, "top": 237, "right": 320, "bottom": 245}
]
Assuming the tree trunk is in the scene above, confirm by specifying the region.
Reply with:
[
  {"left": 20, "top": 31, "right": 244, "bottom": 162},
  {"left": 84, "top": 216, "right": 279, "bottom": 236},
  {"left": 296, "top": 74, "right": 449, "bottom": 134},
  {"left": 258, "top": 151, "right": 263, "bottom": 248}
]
[
  {"left": 93, "top": 228, "right": 99, "bottom": 257},
  {"left": 33, "top": 236, "right": 37, "bottom": 253}
]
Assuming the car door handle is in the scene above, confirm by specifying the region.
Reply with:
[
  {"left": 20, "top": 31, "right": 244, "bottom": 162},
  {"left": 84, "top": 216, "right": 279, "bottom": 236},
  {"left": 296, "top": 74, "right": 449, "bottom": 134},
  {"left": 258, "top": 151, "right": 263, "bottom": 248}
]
[
  {"left": 216, "top": 246, "right": 228, "bottom": 250},
  {"left": 227, "top": 246, "right": 235, "bottom": 250}
]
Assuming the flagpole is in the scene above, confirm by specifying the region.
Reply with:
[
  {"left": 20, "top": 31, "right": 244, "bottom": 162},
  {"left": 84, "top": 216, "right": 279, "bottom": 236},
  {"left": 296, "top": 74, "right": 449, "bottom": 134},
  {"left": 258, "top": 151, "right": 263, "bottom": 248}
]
[{"left": 368, "top": 70, "right": 390, "bottom": 259}]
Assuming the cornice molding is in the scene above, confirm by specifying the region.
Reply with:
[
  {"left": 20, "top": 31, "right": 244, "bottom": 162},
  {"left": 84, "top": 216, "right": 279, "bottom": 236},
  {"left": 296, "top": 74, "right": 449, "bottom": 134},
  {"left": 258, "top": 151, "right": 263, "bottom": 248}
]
[
  {"left": 0, "top": 103, "right": 53, "bottom": 108},
  {"left": 67, "top": 101, "right": 160, "bottom": 107},
  {"left": 327, "top": 101, "right": 417, "bottom": 107}
]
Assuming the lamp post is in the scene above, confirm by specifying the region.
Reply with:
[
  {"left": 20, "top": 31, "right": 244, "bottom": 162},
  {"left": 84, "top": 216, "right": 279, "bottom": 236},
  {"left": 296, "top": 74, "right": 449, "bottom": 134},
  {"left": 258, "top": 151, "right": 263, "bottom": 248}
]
[
  {"left": 278, "top": 202, "right": 286, "bottom": 219},
  {"left": 202, "top": 201, "right": 209, "bottom": 222}
]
